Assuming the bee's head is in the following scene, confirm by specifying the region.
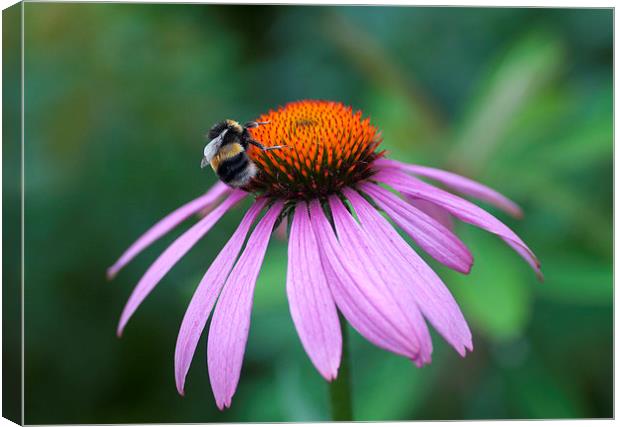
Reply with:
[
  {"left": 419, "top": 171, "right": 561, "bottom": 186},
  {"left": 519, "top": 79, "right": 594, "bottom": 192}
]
[{"left": 207, "top": 120, "right": 244, "bottom": 141}]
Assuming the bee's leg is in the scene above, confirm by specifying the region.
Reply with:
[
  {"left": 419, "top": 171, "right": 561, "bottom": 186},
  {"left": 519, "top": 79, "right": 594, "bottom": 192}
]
[
  {"left": 244, "top": 121, "right": 270, "bottom": 129},
  {"left": 263, "top": 145, "right": 288, "bottom": 151},
  {"left": 248, "top": 139, "right": 288, "bottom": 151}
]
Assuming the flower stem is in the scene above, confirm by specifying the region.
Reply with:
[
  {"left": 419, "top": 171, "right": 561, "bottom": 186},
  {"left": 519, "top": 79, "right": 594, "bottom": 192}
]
[{"left": 329, "top": 313, "right": 353, "bottom": 421}]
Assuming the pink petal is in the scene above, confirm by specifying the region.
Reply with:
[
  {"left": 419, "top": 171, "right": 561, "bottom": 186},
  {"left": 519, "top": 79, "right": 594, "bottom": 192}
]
[
  {"left": 328, "top": 195, "right": 433, "bottom": 365},
  {"left": 308, "top": 199, "right": 420, "bottom": 360},
  {"left": 344, "top": 188, "right": 472, "bottom": 356},
  {"left": 375, "top": 169, "right": 542, "bottom": 279},
  {"left": 107, "top": 182, "right": 230, "bottom": 279},
  {"left": 407, "top": 197, "right": 454, "bottom": 231},
  {"left": 117, "top": 190, "right": 247, "bottom": 337},
  {"left": 362, "top": 182, "right": 473, "bottom": 274},
  {"left": 174, "top": 198, "right": 267, "bottom": 396},
  {"left": 207, "top": 201, "right": 283, "bottom": 410},
  {"left": 287, "top": 204, "right": 341, "bottom": 380},
  {"left": 377, "top": 159, "right": 523, "bottom": 218},
  {"left": 376, "top": 158, "right": 523, "bottom": 218}
]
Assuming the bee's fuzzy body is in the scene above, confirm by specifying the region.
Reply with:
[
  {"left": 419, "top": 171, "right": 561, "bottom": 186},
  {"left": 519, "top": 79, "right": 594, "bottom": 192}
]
[
  {"left": 203, "top": 120, "right": 256, "bottom": 188},
  {"left": 202, "top": 119, "right": 286, "bottom": 189},
  {"left": 211, "top": 142, "right": 258, "bottom": 187}
]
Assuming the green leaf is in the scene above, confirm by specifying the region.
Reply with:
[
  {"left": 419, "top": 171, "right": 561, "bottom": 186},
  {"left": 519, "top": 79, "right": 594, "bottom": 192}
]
[
  {"left": 505, "top": 355, "right": 586, "bottom": 418},
  {"left": 448, "top": 32, "right": 563, "bottom": 174},
  {"left": 535, "top": 255, "right": 612, "bottom": 306}
]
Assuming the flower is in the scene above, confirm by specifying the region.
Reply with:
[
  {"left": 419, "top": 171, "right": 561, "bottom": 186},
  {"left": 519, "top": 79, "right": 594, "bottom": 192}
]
[{"left": 108, "top": 100, "right": 541, "bottom": 410}]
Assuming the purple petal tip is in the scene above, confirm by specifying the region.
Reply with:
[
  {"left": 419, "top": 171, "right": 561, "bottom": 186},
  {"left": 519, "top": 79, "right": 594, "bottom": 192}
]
[
  {"left": 462, "top": 259, "right": 474, "bottom": 275},
  {"left": 116, "top": 323, "right": 125, "bottom": 338},
  {"left": 447, "top": 253, "right": 474, "bottom": 275},
  {"left": 413, "top": 356, "right": 431, "bottom": 368},
  {"left": 106, "top": 267, "right": 118, "bottom": 281},
  {"left": 324, "top": 367, "right": 339, "bottom": 382},
  {"left": 216, "top": 399, "right": 231, "bottom": 411},
  {"left": 456, "top": 344, "right": 471, "bottom": 357}
]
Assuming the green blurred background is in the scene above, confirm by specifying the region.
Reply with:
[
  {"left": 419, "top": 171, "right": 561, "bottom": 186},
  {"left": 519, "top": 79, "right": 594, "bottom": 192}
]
[{"left": 13, "top": 4, "right": 613, "bottom": 423}]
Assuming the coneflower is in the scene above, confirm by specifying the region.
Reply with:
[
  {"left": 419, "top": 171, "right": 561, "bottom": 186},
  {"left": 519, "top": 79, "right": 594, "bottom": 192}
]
[{"left": 108, "top": 100, "right": 541, "bottom": 410}]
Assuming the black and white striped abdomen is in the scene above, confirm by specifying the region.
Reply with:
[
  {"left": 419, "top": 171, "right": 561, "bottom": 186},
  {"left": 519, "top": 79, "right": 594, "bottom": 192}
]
[{"left": 216, "top": 153, "right": 258, "bottom": 188}]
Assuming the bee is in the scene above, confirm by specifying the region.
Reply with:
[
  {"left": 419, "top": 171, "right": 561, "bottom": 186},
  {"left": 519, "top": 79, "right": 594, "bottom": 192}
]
[{"left": 201, "top": 119, "right": 286, "bottom": 188}]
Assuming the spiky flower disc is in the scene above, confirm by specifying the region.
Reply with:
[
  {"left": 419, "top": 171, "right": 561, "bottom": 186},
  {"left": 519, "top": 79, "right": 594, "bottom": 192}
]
[{"left": 246, "top": 100, "right": 384, "bottom": 199}]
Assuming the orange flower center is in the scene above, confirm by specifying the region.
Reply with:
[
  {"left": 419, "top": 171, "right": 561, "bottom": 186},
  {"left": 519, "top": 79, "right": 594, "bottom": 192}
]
[{"left": 247, "top": 100, "right": 384, "bottom": 199}]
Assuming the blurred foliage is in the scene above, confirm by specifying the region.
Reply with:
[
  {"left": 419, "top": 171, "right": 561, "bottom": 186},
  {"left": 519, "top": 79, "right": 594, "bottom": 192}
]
[{"left": 14, "top": 4, "right": 611, "bottom": 423}]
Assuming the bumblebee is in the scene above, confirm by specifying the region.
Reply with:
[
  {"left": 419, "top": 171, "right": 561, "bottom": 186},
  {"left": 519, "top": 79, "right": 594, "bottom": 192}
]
[{"left": 201, "top": 119, "right": 286, "bottom": 188}]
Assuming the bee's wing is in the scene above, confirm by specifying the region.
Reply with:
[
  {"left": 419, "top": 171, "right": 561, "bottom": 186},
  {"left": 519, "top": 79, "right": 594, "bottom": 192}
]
[{"left": 203, "top": 129, "right": 228, "bottom": 162}]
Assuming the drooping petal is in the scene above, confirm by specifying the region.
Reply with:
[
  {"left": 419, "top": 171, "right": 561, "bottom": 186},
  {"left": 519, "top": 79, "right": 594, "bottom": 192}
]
[
  {"left": 407, "top": 197, "right": 454, "bottom": 231},
  {"left": 117, "top": 190, "right": 247, "bottom": 337},
  {"left": 207, "top": 201, "right": 283, "bottom": 410},
  {"left": 328, "top": 195, "right": 432, "bottom": 365},
  {"left": 375, "top": 169, "right": 542, "bottom": 279},
  {"left": 362, "top": 182, "right": 473, "bottom": 274},
  {"left": 174, "top": 198, "right": 267, "bottom": 396},
  {"left": 502, "top": 238, "right": 543, "bottom": 280},
  {"left": 308, "top": 199, "right": 419, "bottom": 359},
  {"left": 376, "top": 158, "right": 523, "bottom": 218},
  {"left": 287, "top": 204, "right": 341, "bottom": 380},
  {"left": 344, "top": 188, "right": 472, "bottom": 356},
  {"left": 107, "top": 182, "right": 231, "bottom": 279}
]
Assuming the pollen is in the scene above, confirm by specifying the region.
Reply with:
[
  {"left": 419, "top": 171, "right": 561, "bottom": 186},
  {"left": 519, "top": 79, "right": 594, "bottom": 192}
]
[{"left": 247, "top": 100, "right": 384, "bottom": 199}]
